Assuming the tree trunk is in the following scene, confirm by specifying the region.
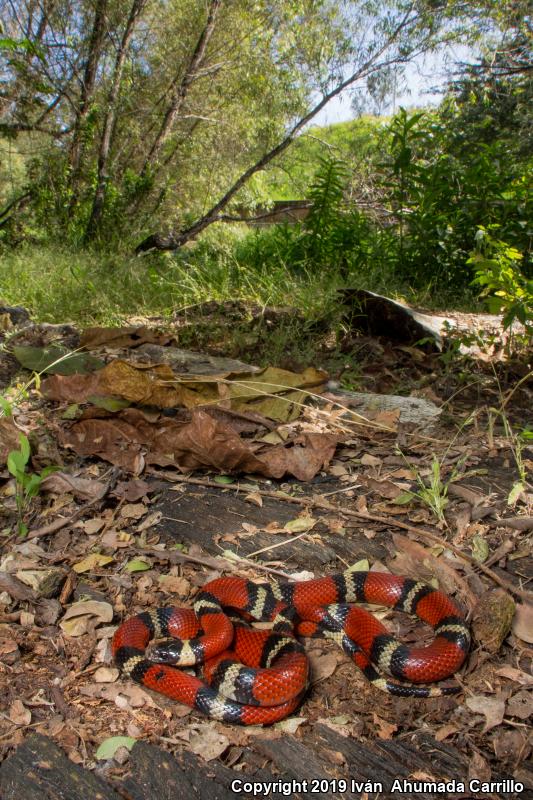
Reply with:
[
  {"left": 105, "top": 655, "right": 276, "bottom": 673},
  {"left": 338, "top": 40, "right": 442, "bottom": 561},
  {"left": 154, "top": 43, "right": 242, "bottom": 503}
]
[
  {"left": 135, "top": 9, "right": 417, "bottom": 254},
  {"left": 141, "top": 0, "right": 222, "bottom": 177},
  {"left": 84, "top": 0, "right": 148, "bottom": 240},
  {"left": 69, "top": 0, "right": 108, "bottom": 199}
]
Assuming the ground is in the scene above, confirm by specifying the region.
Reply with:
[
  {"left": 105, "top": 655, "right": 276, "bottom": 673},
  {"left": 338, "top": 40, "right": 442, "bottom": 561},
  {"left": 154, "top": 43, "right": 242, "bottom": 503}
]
[{"left": 0, "top": 302, "right": 531, "bottom": 799}]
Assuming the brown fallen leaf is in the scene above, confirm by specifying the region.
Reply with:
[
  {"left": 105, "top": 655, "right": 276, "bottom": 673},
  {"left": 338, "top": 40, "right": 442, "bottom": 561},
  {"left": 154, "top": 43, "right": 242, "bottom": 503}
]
[
  {"left": 512, "top": 602, "right": 533, "bottom": 644},
  {"left": 61, "top": 408, "right": 338, "bottom": 481},
  {"left": 188, "top": 724, "right": 229, "bottom": 761},
  {"left": 59, "top": 599, "right": 113, "bottom": 637},
  {"left": 465, "top": 693, "right": 506, "bottom": 732},
  {"left": 389, "top": 533, "right": 476, "bottom": 608},
  {"left": 40, "top": 472, "right": 108, "bottom": 501},
  {"left": 119, "top": 502, "right": 147, "bottom": 521},
  {"left": 467, "top": 749, "right": 491, "bottom": 784},
  {"left": 9, "top": 699, "right": 31, "bottom": 726},
  {"left": 158, "top": 575, "right": 190, "bottom": 596},
  {"left": 434, "top": 724, "right": 459, "bottom": 741},
  {"left": 79, "top": 683, "right": 155, "bottom": 708},
  {"left": 73, "top": 553, "right": 114, "bottom": 574},
  {"left": 308, "top": 650, "right": 338, "bottom": 683},
  {"left": 372, "top": 714, "right": 397, "bottom": 740},
  {"left": 506, "top": 690, "right": 533, "bottom": 720},
  {"left": 0, "top": 416, "right": 23, "bottom": 464},
  {"left": 495, "top": 666, "right": 533, "bottom": 686},
  {"left": 80, "top": 325, "right": 174, "bottom": 350},
  {"left": 45, "top": 359, "right": 327, "bottom": 421},
  {"left": 93, "top": 666, "right": 119, "bottom": 683}
]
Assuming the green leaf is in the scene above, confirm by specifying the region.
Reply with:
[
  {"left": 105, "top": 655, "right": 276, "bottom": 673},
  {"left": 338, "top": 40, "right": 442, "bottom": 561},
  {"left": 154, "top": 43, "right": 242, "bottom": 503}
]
[
  {"left": 24, "top": 473, "right": 43, "bottom": 498},
  {"left": 12, "top": 345, "right": 104, "bottom": 375},
  {"left": 125, "top": 559, "right": 151, "bottom": 573},
  {"left": 508, "top": 481, "right": 524, "bottom": 506},
  {"left": 95, "top": 736, "right": 136, "bottom": 761},
  {"left": 62, "top": 404, "right": 80, "bottom": 420},
  {"left": 87, "top": 395, "right": 131, "bottom": 412},
  {"left": 7, "top": 450, "right": 26, "bottom": 477},
  {"left": 18, "top": 433, "right": 30, "bottom": 464},
  {"left": 393, "top": 490, "right": 415, "bottom": 505},
  {"left": 214, "top": 475, "right": 234, "bottom": 484},
  {"left": 471, "top": 534, "right": 489, "bottom": 563}
]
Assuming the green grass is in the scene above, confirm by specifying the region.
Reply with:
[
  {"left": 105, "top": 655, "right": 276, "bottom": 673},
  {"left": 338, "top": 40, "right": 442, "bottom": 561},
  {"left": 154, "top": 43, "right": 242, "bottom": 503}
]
[
  {"left": 0, "top": 234, "right": 343, "bottom": 326},
  {"left": 0, "top": 225, "right": 479, "bottom": 332}
]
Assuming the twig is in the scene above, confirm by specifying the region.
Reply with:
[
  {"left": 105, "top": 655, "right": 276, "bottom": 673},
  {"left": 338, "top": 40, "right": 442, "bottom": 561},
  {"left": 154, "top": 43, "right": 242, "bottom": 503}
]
[
  {"left": 141, "top": 547, "right": 292, "bottom": 580},
  {"left": 168, "top": 475, "right": 533, "bottom": 600}
]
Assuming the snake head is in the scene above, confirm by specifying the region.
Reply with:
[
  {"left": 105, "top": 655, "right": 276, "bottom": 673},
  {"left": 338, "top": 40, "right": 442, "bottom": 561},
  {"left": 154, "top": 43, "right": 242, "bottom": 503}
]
[{"left": 148, "top": 640, "right": 182, "bottom": 664}]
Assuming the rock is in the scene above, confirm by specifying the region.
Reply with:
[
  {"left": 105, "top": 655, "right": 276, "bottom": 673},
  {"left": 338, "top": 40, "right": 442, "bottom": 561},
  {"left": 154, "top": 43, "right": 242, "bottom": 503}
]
[
  {"left": 15, "top": 567, "right": 67, "bottom": 599},
  {"left": 325, "top": 387, "right": 441, "bottom": 429}
]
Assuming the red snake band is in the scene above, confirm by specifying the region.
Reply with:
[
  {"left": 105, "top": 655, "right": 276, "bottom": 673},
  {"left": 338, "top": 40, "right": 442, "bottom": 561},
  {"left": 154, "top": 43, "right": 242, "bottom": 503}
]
[{"left": 112, "top": 570, "right": 470, "bottom": 725}]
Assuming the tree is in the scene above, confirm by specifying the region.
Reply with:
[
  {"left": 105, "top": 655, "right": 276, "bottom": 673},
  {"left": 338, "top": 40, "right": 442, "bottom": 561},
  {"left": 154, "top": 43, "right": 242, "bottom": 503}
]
[{"left": 0, "top": 0, "right": 518, "bottom": 249}]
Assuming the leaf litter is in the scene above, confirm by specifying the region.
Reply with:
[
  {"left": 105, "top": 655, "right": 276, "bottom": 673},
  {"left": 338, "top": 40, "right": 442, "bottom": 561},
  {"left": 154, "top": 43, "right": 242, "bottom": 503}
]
[{"left": 0, "top": 317, "right": 532, "bottom": 787}]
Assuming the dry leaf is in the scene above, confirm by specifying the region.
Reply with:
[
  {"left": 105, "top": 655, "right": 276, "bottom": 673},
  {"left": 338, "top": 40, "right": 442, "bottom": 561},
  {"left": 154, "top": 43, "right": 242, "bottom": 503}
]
[
  {"left": 308, "top": 650, "right": 338, "bottom": 683},
  {"left": 101, "top": 531, "right": 133, "bottom": 549},
  {"left": 434, "top": 724, "right": 459, "bottom": 741},
  {"left": 158, "top": 575, "right": 190, "bottom": 595},
  {"left": 82, "top": 518, "right": 106, "bottom": 535},
  {"left": 40, "top": 472, "right": 108, "bottom": 501},
  {"left": 284, "top": 515, "right": 316, "bottom": 533},
  {"left": 73, "top": 553, "right": 114, "bottom": 574},
  {"left": 361, "top": 453, "right": 382, "bottom": 467},
  {"left": 275, "top": 717, "right": 307, "bottom": 734},
  {"left": 60, "top": 600, "right": 113, "bottom": 637},
  {"left": 137, "top": 511, "right": 162, "bottom": 531},
  {"left": 373, "top": 714, "right": 397, "bottom": 739},
  {"left": 0, "top": 417, "right": 22, "bottom": 464},
  {"left": 120, "top": 503, "right": 147, "bottom": 520},
  {"left": 495, "top": 666, "right": 533, "bottom": 686},
  {"left": 9, "top": 700, "right": 31, "bottom": 725},
  {"left": 465, "top": 694, "right": 506, "bottom": 732},
  {"left": 472, "top": 589, "right": 515, "bottom": 653},
  {"left": 512, "top": 603, "right": 533, "bottom": 643},
  {"left": 245, "top": 492, "right": 263, "bottom": 507},
  {"left": 188, "top": 724, "right": 229, "bottom": 761},
  {"left": 79, "top": 683, "right": 155, "bottom": 708},
  {"left": 94, "top": 666, "right": 119, "bottom": 683},
  {"left": 506, "top": 690, "right": 533, "bottom": 720},
  {"left": 390, "top": 533, "right": 476, "bottom": 607}
]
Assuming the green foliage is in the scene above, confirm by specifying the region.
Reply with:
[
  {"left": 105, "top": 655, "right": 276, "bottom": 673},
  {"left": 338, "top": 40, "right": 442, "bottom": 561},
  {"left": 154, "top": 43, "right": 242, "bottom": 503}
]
[
  {"left": 469, "top": 228, "right": 533, "bottom": 334},
  {"left": 377, "top": 107, "right": 532, "bottom": 288},
  {"left": 7, "top": 433, "right": 56, "bottom": 536}
]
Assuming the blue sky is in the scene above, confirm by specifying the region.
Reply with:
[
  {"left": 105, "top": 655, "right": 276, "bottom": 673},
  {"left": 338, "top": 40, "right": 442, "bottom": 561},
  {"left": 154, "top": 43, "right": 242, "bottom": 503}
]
[{"left": 314, "top": 44, "right": 475, "bottom": 125}]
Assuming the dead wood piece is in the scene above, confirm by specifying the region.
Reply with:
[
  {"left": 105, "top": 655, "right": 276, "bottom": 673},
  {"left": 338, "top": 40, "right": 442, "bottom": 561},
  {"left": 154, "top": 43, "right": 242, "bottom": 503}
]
[
  {"left": 0, "top": 733, "right": 121, "bottom": 800},
  {"left": 254, "top": 736, "right": 350, "bottom": 800},
  {"left": 339, "top": 288, "right": 449, "bottom": 349},
  {"left": 122, "top": 740, "right": 235, "bottom": 800},
  {"left": 135, "top": 343, "right": 257, "bottom": 375}
]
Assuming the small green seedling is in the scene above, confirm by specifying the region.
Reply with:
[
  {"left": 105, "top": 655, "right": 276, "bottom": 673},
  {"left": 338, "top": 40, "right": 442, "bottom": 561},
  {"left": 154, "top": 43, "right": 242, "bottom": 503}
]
[{"left": 7, "top": 433, "right": 57, "bottom": 536}]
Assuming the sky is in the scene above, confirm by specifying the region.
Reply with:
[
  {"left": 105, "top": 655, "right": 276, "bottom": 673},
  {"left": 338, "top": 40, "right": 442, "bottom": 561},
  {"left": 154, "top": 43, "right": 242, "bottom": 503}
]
[{"left": 313, "top": 44, "right": 475, "bottom": 125}]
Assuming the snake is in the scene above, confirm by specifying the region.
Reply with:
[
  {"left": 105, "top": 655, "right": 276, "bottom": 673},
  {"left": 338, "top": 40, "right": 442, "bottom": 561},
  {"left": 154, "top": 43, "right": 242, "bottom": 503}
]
[{"left": 112, "top": 570, "right": 470, "bottom": 725}]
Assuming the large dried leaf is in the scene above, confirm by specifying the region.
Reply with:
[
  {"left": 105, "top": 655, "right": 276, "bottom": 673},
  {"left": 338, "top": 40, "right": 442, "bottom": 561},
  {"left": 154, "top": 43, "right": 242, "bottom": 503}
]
[
  {"left": 81, "top": 326, "right": 174, "bottom": 350},
  {"left": 44, "top": 359, "right": 328, "bottom": 421},
  {"left": 0, "top": 416, "right": 21, "bottom": 464},
  {"left": 60, "top": 408, "right": 338, "bottom": 480}
]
